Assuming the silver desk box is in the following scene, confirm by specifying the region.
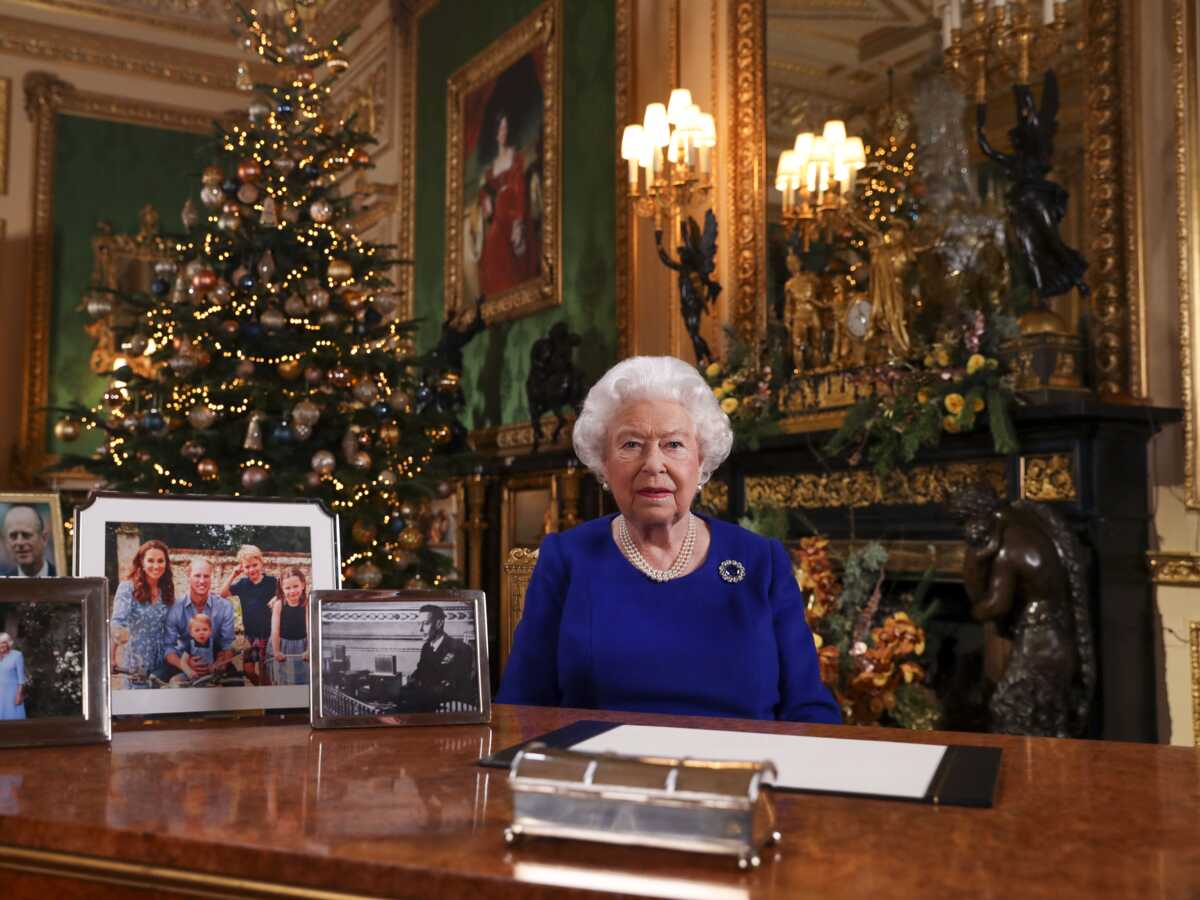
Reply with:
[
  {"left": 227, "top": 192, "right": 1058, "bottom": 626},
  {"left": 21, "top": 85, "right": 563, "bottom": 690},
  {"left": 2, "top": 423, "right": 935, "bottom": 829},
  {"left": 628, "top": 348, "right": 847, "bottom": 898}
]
[{"left": 505, "top": 742, "right": 780, "bottom": 868}]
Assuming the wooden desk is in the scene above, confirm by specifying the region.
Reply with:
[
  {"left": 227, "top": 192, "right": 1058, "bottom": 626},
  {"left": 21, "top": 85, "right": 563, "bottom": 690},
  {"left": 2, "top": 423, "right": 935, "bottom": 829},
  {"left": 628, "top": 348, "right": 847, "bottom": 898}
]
[{"left": 0, "top": 705, "right": 1195, "bottom": 899}]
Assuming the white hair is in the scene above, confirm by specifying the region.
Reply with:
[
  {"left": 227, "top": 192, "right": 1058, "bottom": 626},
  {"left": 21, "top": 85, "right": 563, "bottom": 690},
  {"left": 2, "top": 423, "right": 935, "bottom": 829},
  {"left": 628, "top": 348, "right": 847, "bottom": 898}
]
[
  {"left": 0, "top": 633, "right": 12, "bottom": 646},
  {"left": 572, "top": 356, "right": 733, "bottom": 484}
]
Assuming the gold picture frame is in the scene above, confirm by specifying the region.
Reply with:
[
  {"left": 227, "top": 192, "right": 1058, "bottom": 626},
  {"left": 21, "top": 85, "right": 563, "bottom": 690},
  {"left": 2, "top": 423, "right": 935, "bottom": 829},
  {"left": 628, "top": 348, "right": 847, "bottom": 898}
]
[
  {"left": 729, "top": 0, "right": 1147, "bottom": 400},
  {"left": 1175, "top": 0, "right": 1200, "bottom": 508},
  {"left": 18, "top": 74, "right": 212, "bottom": 485},
  {"left": 0, "top": 492, "right": 68, "bottom": 578},
  {"left": 443, "top": 0, "right": 561, "bottom": 325},
  {"left": 1191, "top": 620, "right": 1200, "bottom": 745},
  {"left": 0, "top": 76, "right": 8, "bottom": 195}
]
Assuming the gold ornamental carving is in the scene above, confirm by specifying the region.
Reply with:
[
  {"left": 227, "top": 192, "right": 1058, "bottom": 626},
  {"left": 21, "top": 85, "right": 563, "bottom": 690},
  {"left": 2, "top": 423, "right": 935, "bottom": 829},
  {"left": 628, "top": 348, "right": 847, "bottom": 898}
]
[
  {"left": 333, "top": 47, "right": 391, "bottom": 157},
  {"left": 502, "top": 547, "right": 539, "bottom": 666},
  {"left": 1175, "top": 0, "right": 1200, "bottom": 508},
  {"left": 729, "top": 0, "right": 767, "bottom": 348},
  {"left": 0, "top": 14, "right": 270, "bottom": 92},
  {"left": 470, "top": 414, "right": 575, "bottom": 456},
  {"left": 1190, "top": 621, "right": 1200, "bottom": 746},
  {"left": 18, "top": 73, "right": 212, "bottom": 484},
  {"left": 1020, "top": 454, "right": 1078, "bottom": 502},
  {"left": 745, "top": 460, "right": 1007, "bottom": 510},
  {"left": 0, "top": 77, "right": 8, "bottom": 195},
  {"left": 1147, "top": 552, "right": 1200, "bottom": 586}
]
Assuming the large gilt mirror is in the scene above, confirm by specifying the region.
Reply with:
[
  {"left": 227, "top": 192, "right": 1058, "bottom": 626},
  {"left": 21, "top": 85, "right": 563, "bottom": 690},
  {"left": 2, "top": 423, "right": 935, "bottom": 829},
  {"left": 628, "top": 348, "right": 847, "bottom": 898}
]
[{"left": 729, "top": 0, "right": 1143, "bottom": 427}]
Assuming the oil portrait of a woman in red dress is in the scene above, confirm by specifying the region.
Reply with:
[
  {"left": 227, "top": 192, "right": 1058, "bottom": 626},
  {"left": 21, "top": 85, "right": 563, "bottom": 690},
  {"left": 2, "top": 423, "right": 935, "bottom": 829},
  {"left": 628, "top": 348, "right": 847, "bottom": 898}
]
[{"left": 460, "top": 50, "right": 545, "bottom": 303}]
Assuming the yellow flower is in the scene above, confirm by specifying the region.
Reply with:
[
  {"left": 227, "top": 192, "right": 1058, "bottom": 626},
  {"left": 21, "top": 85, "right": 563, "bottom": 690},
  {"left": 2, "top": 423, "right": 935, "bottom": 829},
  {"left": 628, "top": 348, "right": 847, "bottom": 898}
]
[
  {"left": 916, "top": 389, "right": 930, "bottom": 405},
  {"left": 943, "top": 393, "right": 965, "bottom": 415},
  {"left": 923, "top": 354, "right": 935, "bottom": 368},
  {"left": 712, "top": 386, "right": 725, "bottom": 398},
  {"left": 721, "top": 396, "right": 739, "bottom": 413},
  {"left": 973, "top": 396, "right": 985, "bottom": 413},
  {"left": 986, "top": 357, "right": 999, "bottom": 370},
  {"left": 812, "top": 633, "right": 823, "bottom": 650},
  {"left": 942, "top": 415, "right": 961, "bottom": 434},
  {"left": 722, "top": 379, "right": 736, "bottom": 394},
  {"left": 935, "top": 348, "right": 951, "bottom": 367},
  {"left": 967, "top": 353, "right": 986, "bottom": 375},
  {"left": 705, "top": 362, "right": 722, "bottom": 378}
]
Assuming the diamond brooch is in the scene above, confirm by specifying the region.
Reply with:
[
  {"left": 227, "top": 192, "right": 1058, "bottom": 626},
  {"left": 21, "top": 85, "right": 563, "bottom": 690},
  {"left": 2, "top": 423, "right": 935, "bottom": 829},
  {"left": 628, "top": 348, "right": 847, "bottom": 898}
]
[{"left": 718, "top": 559, "right": 746, "bottom": 583}]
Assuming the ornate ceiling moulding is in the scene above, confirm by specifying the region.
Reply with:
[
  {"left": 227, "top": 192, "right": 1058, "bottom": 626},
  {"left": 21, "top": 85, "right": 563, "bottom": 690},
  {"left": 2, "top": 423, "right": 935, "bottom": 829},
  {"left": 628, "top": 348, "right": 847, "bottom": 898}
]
[
  {"left": 1146, "top": 552, "right": 1200, "bottom": 587},
  {"left": 0, "top": 13, "right": 268, "bottom": 92},
  {"left": 11, "top": 0, "right": 233, "bottom": 41},
  {"left": 313, "top": 0, "right": 383, "bottom": 43},
  {"left": 744, "top": 460, "right": 1008, "bottom": 510}
]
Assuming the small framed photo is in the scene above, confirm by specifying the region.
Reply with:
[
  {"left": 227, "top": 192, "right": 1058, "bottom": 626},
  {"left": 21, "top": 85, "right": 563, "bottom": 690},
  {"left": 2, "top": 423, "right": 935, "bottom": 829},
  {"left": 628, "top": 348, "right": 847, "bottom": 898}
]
[
  {"left": 426, "top": 481, "right": 464, "bottom": 581},
  {"left": 0, "top": 492, "right": 68, "bottom": 579},
  {"left": 310, "top": 590, "right": 490, "bottom": 729},
  {"left": 0, "top": 578, "right": 110, "bottom": 747},
  {"left": 74, "top": 492, "right": 340, "bottom": 717}
]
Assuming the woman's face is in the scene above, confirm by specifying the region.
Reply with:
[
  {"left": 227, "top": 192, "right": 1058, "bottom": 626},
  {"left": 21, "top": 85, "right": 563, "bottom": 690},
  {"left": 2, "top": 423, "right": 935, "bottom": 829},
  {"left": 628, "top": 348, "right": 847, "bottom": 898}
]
[
  {"left": 496, "top": 115, "right": 509, "bottom": 149},
  {"left": 0, "top": 641, "right": 10, "bottom": 656},
  {"left": 603, "top": 398, "right": 702, "bottom": 530},
  {"left": 142, "top": 548, "right": 167, "bottom": 583},
  {"left": 282, "top": 575, "right": 304, "bottom": 605}
]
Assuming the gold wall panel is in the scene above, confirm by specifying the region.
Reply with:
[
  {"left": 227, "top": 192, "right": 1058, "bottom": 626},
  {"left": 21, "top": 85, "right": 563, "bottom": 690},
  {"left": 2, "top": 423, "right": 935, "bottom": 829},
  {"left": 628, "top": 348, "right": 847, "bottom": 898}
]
[
  {"left": 744, "top": 460, "right": 1007, "bottom": 510},
  {"left": 1147, "top": 551, "right": 1200, "bottom": 586},
  {"left": 1175, "top": 0, "right": 1200, "bottom": 508},
  {"left": 1020, "top": 453, "right": 1079, "bottom": 502}
]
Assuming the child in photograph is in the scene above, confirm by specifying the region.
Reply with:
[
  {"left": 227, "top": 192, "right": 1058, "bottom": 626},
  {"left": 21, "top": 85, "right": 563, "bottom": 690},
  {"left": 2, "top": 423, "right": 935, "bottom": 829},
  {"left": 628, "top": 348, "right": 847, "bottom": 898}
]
[
  {"left": 269, "top": 568, "right": 309, "bottom": 686},
  {"left": 219, "top": 545, "right": 278, "bottom": 686},
  {"left": 171, "top": 614, "right": 215, "bottom": 684},
  {"left": 0, "top": 633, "right": 26, "bottom": 719}
]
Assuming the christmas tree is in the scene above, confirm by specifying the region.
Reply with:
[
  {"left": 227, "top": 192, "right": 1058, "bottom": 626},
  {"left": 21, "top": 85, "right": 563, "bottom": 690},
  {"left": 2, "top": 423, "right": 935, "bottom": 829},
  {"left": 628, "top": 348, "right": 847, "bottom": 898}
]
[{"left": 51, "top": 3, "right": 457, "bottom": 590}]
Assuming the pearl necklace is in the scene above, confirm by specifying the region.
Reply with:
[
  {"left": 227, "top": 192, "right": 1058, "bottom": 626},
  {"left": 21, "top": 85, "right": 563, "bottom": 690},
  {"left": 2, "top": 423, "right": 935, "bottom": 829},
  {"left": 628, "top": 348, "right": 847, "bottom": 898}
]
[{"left": 617, "top": 514, "right": 696, "bottom": 582}]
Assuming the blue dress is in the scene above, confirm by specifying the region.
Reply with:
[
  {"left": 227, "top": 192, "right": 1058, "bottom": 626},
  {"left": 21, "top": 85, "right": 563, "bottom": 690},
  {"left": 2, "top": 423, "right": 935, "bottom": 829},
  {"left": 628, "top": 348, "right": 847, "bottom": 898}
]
[
  {"left": 0, "top": 650, "right": 26, "bottom": 720},
  {"left": 497, "top": 514, "right": 841, "bottom": 724},
  {"left": 111, "top": 580, "right": 170, "bottom": 680}
]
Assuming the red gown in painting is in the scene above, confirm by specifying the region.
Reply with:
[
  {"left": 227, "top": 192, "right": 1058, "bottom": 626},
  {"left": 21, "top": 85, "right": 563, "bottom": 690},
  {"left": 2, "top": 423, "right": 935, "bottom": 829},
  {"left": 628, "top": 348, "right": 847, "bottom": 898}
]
[{"left": 478, "top": 152, "right": 538, "bottom": 296}]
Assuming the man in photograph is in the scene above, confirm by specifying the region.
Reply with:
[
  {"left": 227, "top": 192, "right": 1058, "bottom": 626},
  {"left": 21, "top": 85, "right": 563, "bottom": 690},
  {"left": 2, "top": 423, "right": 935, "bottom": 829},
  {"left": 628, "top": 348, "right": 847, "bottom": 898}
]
[
  {"left": 389, "top": 604, "right": 475, "bottom": 712},
  {"left": 160, "top": 558, "right": 236, "bottom": 684},
  {"left": 0, "top": 506, "right": 55, "bottom": 578}
]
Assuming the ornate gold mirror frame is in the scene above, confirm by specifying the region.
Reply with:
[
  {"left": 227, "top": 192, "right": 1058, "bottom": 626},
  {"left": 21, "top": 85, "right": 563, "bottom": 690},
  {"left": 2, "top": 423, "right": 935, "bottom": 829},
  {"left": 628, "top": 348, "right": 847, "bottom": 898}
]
[
  {"left": 1175, "top": 0, "right": 1200, "bottom": 508},
  {"left": 727, "top": 0, "right": 1146, "bottom": 401},
  {"left": 18, "top": 74, "right": 213, "bottom": 484}
]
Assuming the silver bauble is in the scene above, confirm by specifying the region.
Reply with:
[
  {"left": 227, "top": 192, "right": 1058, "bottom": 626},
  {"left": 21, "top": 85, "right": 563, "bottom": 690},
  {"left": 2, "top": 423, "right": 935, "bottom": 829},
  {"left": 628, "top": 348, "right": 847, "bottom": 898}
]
[
  {"left": 292, "top": 399, "right": 321, "bottom": 427},
  {"left": 285, "top": 40, "right": 307, "bottom": 62},
  {"left": 241, "top": 465, "right": 270, "bottom": 490},
  {"left": 211, "top": 283, "right": 231, "bottom": 306},
  {"left": 188, "top": 403, "right": 217, "bottom": 430},
  {"left": 306, "top": 288, "right": 330, "bottom": 310},
  {"left": 284, "top": 294, "right": 306, "bottom": 316},
  {"left": 85, "top": 296, "right": 114, "bottom": 318},
  {"left": 248, "top": 101, "right": 270, "bottom": 124},
  {"left": 309, "top": 199, "right": 333, "bottom": 223},
  {"left": 200, "top": 185, "right": 223, "bottom": 208},
  {"left": 217, "top": 213, "right": 240, "bottom": 232},
  {"left": 355, "top": 562, "right": 383, "bottom": 589},
  {"left": 293, "top": 422, "right": 313, "bottom": 441},
  {"left": 237, "top": 182, "right": 259, "bottom": 205},
  {"left": 352, "top": 380, "right": 378, "bottom": 404},
  {"left": 154, "top": 259, "right": 178, "bottom": 278},
  {"left": 274, "top": 157, "right": 296, "bottom": 176},
  {"left": 311, "top": 449, "right": 336, "bottom": 475},
  {"left": 260, "top": 307, "right": 287, "bottom": 331}
]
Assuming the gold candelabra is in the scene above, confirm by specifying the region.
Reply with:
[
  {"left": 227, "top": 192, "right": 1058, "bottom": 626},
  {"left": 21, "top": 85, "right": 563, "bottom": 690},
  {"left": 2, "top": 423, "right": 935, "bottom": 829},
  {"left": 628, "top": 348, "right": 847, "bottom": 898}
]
[
  {"left": 941, "top": 0, "right": 1069, "bottom": 98},
  {"left": 621, "top": 89, "right": 716, "bottom": 231},
  {"left": 775, "top": 120, "right": 866, "bottom": 251}
]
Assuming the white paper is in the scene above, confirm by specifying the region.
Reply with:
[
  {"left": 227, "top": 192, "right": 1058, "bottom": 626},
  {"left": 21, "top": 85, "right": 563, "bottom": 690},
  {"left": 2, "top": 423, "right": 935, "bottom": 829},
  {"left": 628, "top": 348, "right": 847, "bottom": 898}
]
[{"left": 572, "top": 724, "right": 947, "bottom": 799}]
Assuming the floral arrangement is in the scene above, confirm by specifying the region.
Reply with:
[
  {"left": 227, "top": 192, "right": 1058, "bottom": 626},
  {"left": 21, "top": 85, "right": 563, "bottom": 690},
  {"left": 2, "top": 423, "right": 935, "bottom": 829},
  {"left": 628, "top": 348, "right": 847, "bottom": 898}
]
[
  {"left": 794, "top": 536, "right": 941, "bottom": 729},
  {"left": 702, "top": 328, "right": 783, "bottom": 450},
  {"left": 826, "top": 308, "right": 1020, "bottom": 476}
]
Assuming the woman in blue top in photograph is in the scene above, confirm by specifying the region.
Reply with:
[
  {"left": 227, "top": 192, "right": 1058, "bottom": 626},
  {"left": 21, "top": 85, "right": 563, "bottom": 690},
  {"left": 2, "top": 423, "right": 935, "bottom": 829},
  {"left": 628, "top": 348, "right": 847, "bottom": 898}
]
[
  {"left": 497, "top": 355, "right": 840, "bottom": 724},
  {"left": 110, "top": 540, "right": 175, "bottom": 686},
  {"left": 0, "top": 633, "right": 27, "bottom": 719}
]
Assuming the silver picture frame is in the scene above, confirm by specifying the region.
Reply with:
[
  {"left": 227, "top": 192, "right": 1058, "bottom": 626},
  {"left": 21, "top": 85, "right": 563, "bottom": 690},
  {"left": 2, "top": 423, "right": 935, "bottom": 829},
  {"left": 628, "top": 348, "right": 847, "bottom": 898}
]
[
  {"left": 310, "top": 589, "right": 491, "bottom": 729},
  {"left": 0, "top": 577, "right": 110, "bottom": 748},
  {"left": 74, "top": 492, "right": 340, "bottom": 718}
]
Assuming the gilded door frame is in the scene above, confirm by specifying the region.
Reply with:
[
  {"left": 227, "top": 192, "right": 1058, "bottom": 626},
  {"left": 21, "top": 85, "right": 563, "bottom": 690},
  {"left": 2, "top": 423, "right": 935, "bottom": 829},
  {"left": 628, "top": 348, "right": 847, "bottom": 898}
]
[
  {"left": 1175, "top": 0, "right": 1200, "bottom": 508},
  {"left": 728, "top": 0, "right": 1147, "bottom": 400},
  {"left": 17, "top": 74, "right": 213, "bottom": 485}
]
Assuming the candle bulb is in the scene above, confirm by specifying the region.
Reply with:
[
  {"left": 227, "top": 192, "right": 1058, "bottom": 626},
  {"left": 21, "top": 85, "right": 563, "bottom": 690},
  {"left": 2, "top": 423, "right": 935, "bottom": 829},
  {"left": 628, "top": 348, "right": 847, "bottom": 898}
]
[
  {"left": 1043, "top": 0, "right": 1054, "bottom": 23},
  {"left": 950, "top": 0, "right": 962, "bottom": 29},
  {"left": 942, "top": 7, "right": 952, "bottom": 48}
]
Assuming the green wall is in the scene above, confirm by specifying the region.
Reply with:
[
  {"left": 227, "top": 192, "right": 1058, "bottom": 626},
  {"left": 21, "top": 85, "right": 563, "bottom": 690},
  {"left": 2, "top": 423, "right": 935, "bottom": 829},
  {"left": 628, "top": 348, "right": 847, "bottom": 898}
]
[
  {"left": 48, "top": 113, "right": 210, "bottom": 457},
  {"left": 414, "top": 0, "right": 618, "bottom": 428}
]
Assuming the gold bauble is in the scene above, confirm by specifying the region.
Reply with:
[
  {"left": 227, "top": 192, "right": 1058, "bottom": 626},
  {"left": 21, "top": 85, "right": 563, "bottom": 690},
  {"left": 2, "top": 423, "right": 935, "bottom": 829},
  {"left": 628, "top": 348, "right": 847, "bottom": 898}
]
[
  {"left": 54, "top": 418, "right": 82, "bottom": 442},
  {"left": 379, "top": 423, "right": 400, "bottom": 445},
  {"left": 328, "top": 365, "right": 354, "bottom": 388},
  {"left": 311, "top": 449, "right": 336, "bottom": 475},
  {"left": 241, "top": 465, "right": 270, "bottom": 490},
  {"left": 350, "top": 450, "right": 372, "bottom": 470},
  {"left": 237, "top": 158, "right": 262, "bottom": 182},
  {"left": 278, "top": 359, "right": 303, "bottom": 380},
  {"left": 352, "top": 519, "right": 377, "bottom": 545},
  {"left": 378, "top": 468, "right": 397, "bottom": 486},
  {"left": 355, "top": 561, "right": 383, "bottom": 589},
  {"left": 202, "top": 165, "right": 224, "bottom": 187},
  {"left": 398, "top": 525, "right": 424, "bottom": 551},
  {"left": 327, "top": 259, "right": 353, "bottom": 281},
  {"left": 197, "top": 458, "right": 219, "bottom": 480}
]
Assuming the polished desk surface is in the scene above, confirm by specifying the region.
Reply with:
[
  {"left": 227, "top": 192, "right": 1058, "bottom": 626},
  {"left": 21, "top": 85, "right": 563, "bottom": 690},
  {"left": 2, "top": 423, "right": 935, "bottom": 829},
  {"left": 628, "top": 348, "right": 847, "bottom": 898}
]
[{"left": 0, "top": 705, "right": 1195, "bottom": 899}]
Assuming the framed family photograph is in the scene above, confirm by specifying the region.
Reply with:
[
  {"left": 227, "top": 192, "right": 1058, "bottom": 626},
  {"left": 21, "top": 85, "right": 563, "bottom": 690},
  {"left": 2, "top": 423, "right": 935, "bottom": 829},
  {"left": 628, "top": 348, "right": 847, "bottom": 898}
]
[
  {"left": 74, "top": 493, "right": 340, "bottom": 717},
  {"left": 0, "top": 578, "right": 110, "bottom": 747},
  {"left": 310, "top": 590, "right": 490, "bottom": 729},
  {"left": 0, "top": 492, "right": 67, "bottom": 579},
  {"left": 444, "top": 0, "right": 561, "bottom": 324}
]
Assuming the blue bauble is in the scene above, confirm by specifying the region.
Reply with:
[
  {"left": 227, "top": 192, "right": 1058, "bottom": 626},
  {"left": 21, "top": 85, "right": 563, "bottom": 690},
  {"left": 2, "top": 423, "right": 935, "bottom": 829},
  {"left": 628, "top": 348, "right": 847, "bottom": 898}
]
[
  {"left": 388, "top": 516, "right": 407, "bottom": 535},
  {"left": 238, "top": 273, "right": 257, "bottom": 291},
  {"left": 150, "top": 277, "right": 171, "bottom": 297},
  {"left": 276, "top": 100, "right": 293, "bottom": 117},
  {"left": 372, "top": 401, "right": 391, "bottom": 418},
  {"left": 300, "top": 163, "right": 319, "bottom": 180},
  {"left": 352, "top": 321, "right": 368, "bottom": 337},
  {"left": 222, "top": 178, "right": 239, "bottom": 198},
  {"left": 141, "top": 410, "right": 166, "bottom": 433},
  {"left": 241, "top": 321, "right": 263, "bottom": 340},
  {"left": 415, "top": 385, "right": 433, "bottom": 404},
  {"left": 271, "top": 423, "right": 295, "bottom": 444}
]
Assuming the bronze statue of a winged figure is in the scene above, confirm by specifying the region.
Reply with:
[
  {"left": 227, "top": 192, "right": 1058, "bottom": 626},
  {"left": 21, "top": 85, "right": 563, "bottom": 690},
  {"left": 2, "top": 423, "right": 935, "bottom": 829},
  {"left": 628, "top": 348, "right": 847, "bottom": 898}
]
[
  {"left": 655, "top": 210, "right": 721, "bottom": 366},
  {"left": 977, "top": 70, "right": 1088, "bottom": 302}
]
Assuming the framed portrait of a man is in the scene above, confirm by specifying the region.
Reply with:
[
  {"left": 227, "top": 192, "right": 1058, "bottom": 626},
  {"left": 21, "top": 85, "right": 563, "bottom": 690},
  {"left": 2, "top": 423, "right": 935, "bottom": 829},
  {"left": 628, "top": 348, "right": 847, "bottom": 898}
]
[
  {"left": 0, "top": 493, "right": 68, "bottom": 579},
  {"left": 444, "top": 0, "right": 561, "bottom": 324}
]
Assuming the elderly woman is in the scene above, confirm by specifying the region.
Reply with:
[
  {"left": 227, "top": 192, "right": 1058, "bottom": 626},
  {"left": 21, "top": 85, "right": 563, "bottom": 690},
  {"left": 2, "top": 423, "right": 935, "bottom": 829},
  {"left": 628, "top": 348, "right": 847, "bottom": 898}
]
[
  {"left": 497, "top": 356, "right": 839, "bottom": 723},
  {"left": 0, "top": 634, "right": 26, "bottom": 720}
]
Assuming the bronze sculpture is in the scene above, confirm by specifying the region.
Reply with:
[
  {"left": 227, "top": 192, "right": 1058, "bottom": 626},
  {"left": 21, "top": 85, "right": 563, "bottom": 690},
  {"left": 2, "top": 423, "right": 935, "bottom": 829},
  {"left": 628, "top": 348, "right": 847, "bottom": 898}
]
[
  {"left": 655, "top": 210, "right": 721, "bottom": 366},
  {"left": 948, "top": 485, "right": 1095, "bottom": 737},
  {"left": 976, "top": 70, "right": 1088, "bottom": 303},
  {"left": 782, "top": 251, "right": 823, "bottom": 372},
  {"left": 526, "top": 321, "right": 584, "bottom": 453}
]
